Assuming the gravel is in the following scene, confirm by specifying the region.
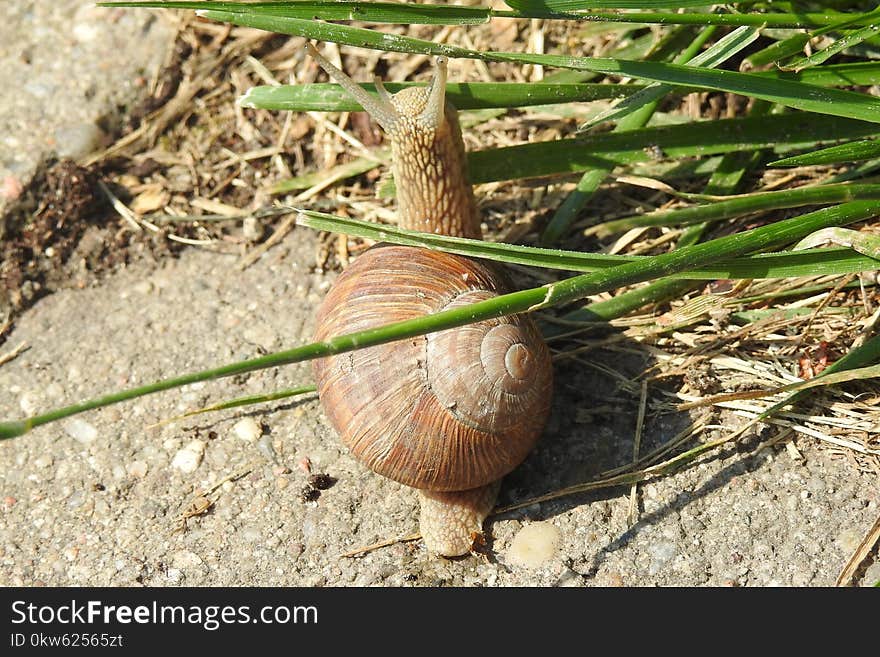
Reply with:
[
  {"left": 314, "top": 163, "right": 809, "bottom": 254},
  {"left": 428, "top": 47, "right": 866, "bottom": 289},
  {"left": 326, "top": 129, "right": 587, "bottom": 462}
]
[{"left": 0, "top": 241, "right": 877, "bottom": 586}]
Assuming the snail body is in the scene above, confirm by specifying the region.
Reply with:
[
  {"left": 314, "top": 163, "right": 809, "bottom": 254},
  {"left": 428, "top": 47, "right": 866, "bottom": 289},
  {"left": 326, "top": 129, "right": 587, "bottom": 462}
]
[{"left": 307, "top": 45, "right": 553, "bottom": 556}]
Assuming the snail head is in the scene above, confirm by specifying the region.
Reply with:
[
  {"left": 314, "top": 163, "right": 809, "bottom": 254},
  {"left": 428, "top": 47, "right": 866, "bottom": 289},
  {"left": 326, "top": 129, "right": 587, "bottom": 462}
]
[{"left": 304, "top": 42, "right": 449, "bottom": 141}]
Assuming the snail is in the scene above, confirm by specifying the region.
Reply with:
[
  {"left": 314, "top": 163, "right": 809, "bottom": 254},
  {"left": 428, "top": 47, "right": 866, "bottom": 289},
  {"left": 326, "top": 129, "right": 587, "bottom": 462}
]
[{"left": 307, "top": 44, "right": 553, "bottom": 556}]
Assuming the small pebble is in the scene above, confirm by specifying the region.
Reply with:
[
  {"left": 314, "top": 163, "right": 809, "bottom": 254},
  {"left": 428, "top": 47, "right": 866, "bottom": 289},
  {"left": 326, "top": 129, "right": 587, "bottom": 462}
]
[
  {"left": 130, "top": 186, "right": 169, "bottom": 214},
  {"left": 72, "top": 6, "right": 103, "bottom": 42},
  {"left": 34, "top": 455, "right": 53, "bottom": 469},
  {"left": 506, "top": 522, "right": 560, "bottom": 569},
  {"left": 170, "top": 550, "right": 203, "bottom": 569},
  {"left": 127, "top": 461, "right": 148, "bottom": 478},
  {"left": 648, "top": 540, "right": 678, "bottom": 575},
  {"left": 258, "top": 435, "right": 277, "bottom": 462},
  {"left": 19, "top": 392, "right": 39, "bottom": 416},
  {"left": 171, "top": 440, "right": 206, "bottom": 474},
  {"left": 242, "top": 215, "right": 264, "bottom": 241},
  {"left": 64, "top": 418, "right": 98, "bottom": 444},
  {"left": 132, "top": 280, "right": 154, "bottom": 296},
  {"left": 233, "top": 417, "right": 262, "bottom": 442}
]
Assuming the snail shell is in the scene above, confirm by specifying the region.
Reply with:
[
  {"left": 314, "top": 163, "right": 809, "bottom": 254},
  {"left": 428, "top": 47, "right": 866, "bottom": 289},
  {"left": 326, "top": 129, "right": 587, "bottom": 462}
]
[{"left": 313, "top": 244, "right": 553, "bottom": 494}]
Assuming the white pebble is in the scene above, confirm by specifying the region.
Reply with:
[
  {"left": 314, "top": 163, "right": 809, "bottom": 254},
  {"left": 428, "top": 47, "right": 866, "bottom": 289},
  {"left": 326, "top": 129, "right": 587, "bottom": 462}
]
[
  {"left": 64, "top": 418, "right": 98, "bottom": 444},
  {"left": 127, "top": 461, "right": 148, "bottom": 478},
  {"left": 506, "top": 522, "right": 560, "bottom": 569},
  {"left": 233, "top": 417, "right": 262, "bottom": 442},
  {"left": 648, "top": 540, "right": 678, "bottom": 575},
  {"left": 171, "top": 440, "right": 206, "bottom": 474},
  {"left": 19, "top": 392, "right": 39, "bottom": 415},
  {"left": 72, "top": 6, "right": 102, "bottom": 42},
  {"left": 242, "top": 215, "right": 264, "bottom": 241},
  {"left": 170, "top": 550, "right": 204, "bottom": 569},
  {"left": 34, "top": 455, "right": 53, "bottom": 469}
]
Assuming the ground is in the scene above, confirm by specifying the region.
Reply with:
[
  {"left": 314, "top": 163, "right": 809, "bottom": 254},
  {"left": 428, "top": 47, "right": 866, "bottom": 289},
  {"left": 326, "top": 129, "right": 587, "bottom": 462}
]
[
  {"left": 0, "top": 2, "right": 878, "bottom": 587},
  {"left": 1, "top": 242, "right": 877, "bottom": 586}
]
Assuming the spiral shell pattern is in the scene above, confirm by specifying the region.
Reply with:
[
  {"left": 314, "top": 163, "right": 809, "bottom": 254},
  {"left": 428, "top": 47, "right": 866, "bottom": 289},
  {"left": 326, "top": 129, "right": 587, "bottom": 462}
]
[{"left": 313, "top": 244, "right": 553, "bottom": 492}]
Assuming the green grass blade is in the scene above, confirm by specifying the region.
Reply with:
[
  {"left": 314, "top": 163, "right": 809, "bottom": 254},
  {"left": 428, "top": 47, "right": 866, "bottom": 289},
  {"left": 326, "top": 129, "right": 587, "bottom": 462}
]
[
  {"left": 295, "top": 208, "right": 880, "bottom": 280},
  {"left": 193, "top": 11, "right": 880, "bottom": 124},
  {"left": 758, "top": 61, "right": 880, "bottom": 86},
  {"left": 240, "top": 82, "right": 641, "bottom": 112},
  {"left": 742, "top": 33, "right": 812, "bottom": 70},
  {"left": 628, "top": 156, "right": 723, "bottom": 181},
  {"left": 378, "top": 115, "right": 878, "bottom": 194},
  {"left": 505, "top": 1, "right": 722, "bottom": 8},
  {"left": 770, "top": 140, "right": 880, "bottom": 167},
  {"left": 4, "top": 200, "right": 876, "bottom": 439},
  {"left": 269, "top": 151, "right": 387, "bottom": 194},
  {"left": 466, "top": 115, "right": 880, "bottom": 184},
  {"left": 571, "top": 60, "right": 880, "bottom": 123},
  {"left": 100, "top": 1, "right": 492, "bottom": 24},
  {"left": 581, "top": 25, "right": 758, "bottom": 130},
  {"left": 159, "top": 385, "right": 318, "bottom": 425},
  {"left": 555, "top": 139, "right": 768, "bottom": 329},
  {"left": 593, "top": 183, "right": 880, "bottom": 236},
  {"left": 103, "top": 2, "right": 880, "bottom": 30},
  {"left": 782, "top": 22, "right": 880, "bottom": 72},
  {"left": 539, "top": 23, "right": 712, "bottom": 245},
  {"left": 502, "top": 10, "right": 880, "bottom": 28},
  {"left": 745, "top": 5, "right": 880, "bottom": 71}
]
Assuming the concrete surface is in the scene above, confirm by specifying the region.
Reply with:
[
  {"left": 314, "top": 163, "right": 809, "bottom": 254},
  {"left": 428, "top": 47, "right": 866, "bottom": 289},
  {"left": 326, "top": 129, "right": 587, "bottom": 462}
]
[{"left": 0, "top": 239, "right": 877, "bottom": 586}]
